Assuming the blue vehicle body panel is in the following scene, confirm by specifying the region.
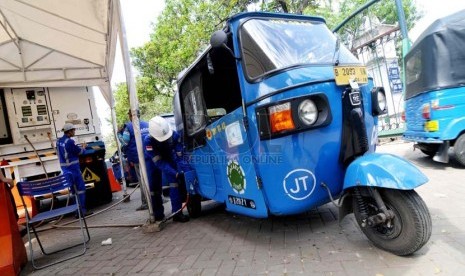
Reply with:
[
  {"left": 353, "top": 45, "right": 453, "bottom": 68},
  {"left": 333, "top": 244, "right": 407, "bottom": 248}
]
[
  {"left": 404, "top": 87, "right": 465, "bottom": 143},
  {"left": 343, "top": 153, "right": 428, "bottom": 190},
  {"left": 190, "top": 109, "right": 269, "bottom": 218}
]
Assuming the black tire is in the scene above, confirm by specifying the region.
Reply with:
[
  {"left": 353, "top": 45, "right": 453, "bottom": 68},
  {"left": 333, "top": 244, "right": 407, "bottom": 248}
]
[
  {"left": 187, "top": 194, "right": 202, "bottom": 218},
  {"left": 453, "top": 134, "right": 465, "bottom": 166},
  {"left": 418, "top": 143, "right": 439, "bottom": 157},
  {"left": 353, "top": 188, "right": 432, "bottom": 256}
]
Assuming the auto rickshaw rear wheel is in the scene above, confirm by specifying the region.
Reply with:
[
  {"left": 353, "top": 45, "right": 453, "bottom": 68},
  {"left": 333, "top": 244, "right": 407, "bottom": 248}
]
[
  {"left": 418, "top": 143, "right": 439, "bottom": 157},
  {"left": 187, "top": 194, "right": 202, "bottom": 218},
  {"left": 453, "top": 133, "right": 465, "bottom": 166},
  {"left": 353, "top": 188, "right": 432, "bottom": 256}
]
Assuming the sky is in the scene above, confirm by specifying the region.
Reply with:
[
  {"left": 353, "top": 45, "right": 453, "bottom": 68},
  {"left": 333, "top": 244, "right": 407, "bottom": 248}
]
[
  {"left": 96, "top": 0, "right": 465, "bottom": 136},
  {"left": 410, "top": 0, "right": 465, "bottom": 41},
  {"left": 96, "top": 0, "right": 165, "bottom": 136}
]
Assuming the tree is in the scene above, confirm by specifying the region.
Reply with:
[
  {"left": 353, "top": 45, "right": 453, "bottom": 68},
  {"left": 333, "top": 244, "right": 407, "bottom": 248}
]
[
  {"left": 131, "top": 0, "right": 255, "bottom": 104},
  {"left": 259, "top": 0, "right": 318, "bottom": 14},
  {"left": 305, "top": 0, "right": 421, "bottom": 45}
]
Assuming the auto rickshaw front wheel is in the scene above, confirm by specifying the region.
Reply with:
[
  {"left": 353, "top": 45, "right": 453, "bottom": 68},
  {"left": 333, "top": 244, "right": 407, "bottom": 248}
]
[{"left": 353, "top": 188, "right": 432, "bottom": 256}]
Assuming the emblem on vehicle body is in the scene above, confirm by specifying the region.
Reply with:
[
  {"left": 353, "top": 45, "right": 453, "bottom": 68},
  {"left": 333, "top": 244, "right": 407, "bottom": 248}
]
[
  {"left": 227, "top": 159, "right": 246, "bottom": 194},
  {"left": 349, "top": 91, "right": 361, "bottom": 106},
  {"left": 283, "top": 169, "right": 316, "bottom": 200}
]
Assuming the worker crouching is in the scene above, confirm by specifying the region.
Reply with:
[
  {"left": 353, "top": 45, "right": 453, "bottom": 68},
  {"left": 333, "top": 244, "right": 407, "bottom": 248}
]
[{"left": 144, "top": 116, "right": 189, "bottom": 223}]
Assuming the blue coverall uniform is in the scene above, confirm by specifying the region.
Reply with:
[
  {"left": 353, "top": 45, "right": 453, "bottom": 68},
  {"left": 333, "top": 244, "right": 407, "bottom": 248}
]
[
  {"left": 118, "top": 121, "right": 150, "bottom": 207},
  {"left": 119, "top": 121, "right": 150, "bottom": 164},
  {"left": 144, "top": 131, "right": 189, "bottom": 219},
  {"left": 57, "top": 135, "right": 87, "bottom": 213}
]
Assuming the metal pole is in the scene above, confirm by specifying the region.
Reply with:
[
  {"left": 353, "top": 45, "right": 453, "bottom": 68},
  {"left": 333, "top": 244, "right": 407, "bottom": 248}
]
[
  {"left": 333, "top": 0, "right": 381, "bottom": 33},
  {"left": 108, "top": 83, "right": 129, "bottom": 198},
  {"left": 394, "top": 0, "right": 411, "bottom": 100},
  {"left": 116, "top": 0, "right": 155, "bottom": 223},
  {"left": 380, "top": 39, "right": 399, "bottom": 124}
]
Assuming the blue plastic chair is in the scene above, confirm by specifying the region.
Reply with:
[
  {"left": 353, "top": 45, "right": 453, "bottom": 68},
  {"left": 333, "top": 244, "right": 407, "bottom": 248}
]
[{"left": 17, "top": 173, "right": 91, "bottom": 269}]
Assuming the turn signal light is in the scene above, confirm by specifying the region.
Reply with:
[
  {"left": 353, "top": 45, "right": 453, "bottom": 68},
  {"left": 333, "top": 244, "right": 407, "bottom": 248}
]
[
  {"left": 422, "top": 104, "right": 430, "bottom": 119},
  {"left": 269, "top": 102, "right": 295, "bottom": 133},
  {"left": 401, "top": 111, "right": 406, "bottom": 122}
]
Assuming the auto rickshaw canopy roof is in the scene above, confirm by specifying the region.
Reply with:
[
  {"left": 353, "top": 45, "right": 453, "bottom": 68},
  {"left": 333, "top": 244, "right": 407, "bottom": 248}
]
[{"left": 405, "top": 9, "right": 465, "bottom": 99}]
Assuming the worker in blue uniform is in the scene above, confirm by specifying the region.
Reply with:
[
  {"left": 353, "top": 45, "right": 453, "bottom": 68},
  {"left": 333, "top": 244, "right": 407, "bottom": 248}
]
[
  {"left": 144, "top": 116, "right": 189, "bottom": 223},
  {"left": 57, "top": 123, "right": 90, "bottom": 216},
  {"left": 118, "top": 109, "right": 150, "bottom": 211}
]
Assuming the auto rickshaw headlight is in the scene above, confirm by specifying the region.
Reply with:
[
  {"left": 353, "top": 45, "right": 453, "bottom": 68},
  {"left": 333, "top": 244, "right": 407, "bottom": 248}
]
[
  {"left": 298, "top": 99, "right": 318, "bottom": 125},
  {"left": 371, "top": 87, "right": 388, "bottom": 116}
]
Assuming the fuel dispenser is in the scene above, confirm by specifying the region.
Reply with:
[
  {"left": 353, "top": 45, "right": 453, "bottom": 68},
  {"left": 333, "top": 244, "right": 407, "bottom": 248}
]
[{"left": 80, "top": 141, "right": 112, "bottom": 208}]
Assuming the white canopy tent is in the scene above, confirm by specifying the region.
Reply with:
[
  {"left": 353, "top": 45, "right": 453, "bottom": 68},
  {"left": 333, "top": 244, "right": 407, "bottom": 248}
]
[
  {"left": 0, "top": 0, "right": 116, "bottom": 102},
  {"left": 0, "top": 0, "right": 155, "bottom": 222}
]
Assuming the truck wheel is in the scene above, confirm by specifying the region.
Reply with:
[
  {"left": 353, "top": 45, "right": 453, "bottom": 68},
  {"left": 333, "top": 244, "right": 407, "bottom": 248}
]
[
  {"left": 187, "top": 194, "right": 201, "bottom": 218},
  {"left": 453, "top": 134, "right": 465, "bottom": 166},
  {"left": 418, "top": 143, "right": 439, "bottom": 157},
  {"left": 353, "top": 188, "right": 432, "bottom": 256}
]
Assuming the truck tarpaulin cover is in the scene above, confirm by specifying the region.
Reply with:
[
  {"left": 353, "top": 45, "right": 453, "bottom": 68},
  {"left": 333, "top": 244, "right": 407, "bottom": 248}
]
[
  {"left": 405, "top": 9, "right": 465, "bottom": 100},
  {"left": 0, "top": 0, "right": 118, "bottom": 104}
]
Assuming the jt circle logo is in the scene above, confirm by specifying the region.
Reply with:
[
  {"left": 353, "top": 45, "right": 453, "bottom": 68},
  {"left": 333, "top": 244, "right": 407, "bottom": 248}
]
[{"left": 283, "top": 169, "right": 316, "bottom": 200}]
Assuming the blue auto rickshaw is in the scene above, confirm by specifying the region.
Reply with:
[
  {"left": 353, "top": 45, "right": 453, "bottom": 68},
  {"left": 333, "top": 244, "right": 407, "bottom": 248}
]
[
  {"left": 403, "top": 10, "right": 465, "bottom": 166},
  {"left": 174, "top": 12, "right": 431, "bottom": 256}
]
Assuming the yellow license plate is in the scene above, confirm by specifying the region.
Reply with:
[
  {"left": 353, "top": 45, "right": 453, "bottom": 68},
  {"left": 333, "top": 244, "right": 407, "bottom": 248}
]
[
  {"left": 425, "top": 120, "right": 439, "bottom": 132},
  {"left": 333, "top": 66, "right": 368, "bottom": 86}
]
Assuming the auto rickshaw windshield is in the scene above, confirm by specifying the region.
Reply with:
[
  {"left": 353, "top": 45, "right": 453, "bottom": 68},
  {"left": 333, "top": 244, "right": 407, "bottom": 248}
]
[{"left": 240, "top": 18, "right": 360, "bottom": 79}]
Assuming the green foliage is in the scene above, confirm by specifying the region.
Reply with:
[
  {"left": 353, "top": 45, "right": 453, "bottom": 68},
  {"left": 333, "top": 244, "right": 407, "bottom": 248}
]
[
  {"left": 259, "top": 0, "right": 318, "bottom": 14},
  {"left": 131, "top": 0, "right": 254, "bottom": 99},
  {"left": 305, "top": 0, "right": 421, "bottom": 43},
  {"left": 113, "top": 82, "right": 129, "bottom": 127},
  {"left": 103, "top": 132, "right": 118, "bottom": 159},
  {"left": 113, "top": 78, "right": 173, "bottom": 125}
]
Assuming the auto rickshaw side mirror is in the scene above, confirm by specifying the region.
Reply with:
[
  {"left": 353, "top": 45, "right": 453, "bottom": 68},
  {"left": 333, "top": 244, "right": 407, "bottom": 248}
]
[
  {"left": 210, "top": 30, "right": 227, "bottom": 48},
  {"left": 210, "top": 30, "right": 240, "bottom": 60}
]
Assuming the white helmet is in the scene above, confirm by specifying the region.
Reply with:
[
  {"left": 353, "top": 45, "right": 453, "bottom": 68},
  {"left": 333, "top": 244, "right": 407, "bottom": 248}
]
[
  {"left": 149, "top": 116, "right": 173, "bottom": 142},
  {"left": 62, "top": 123, "right": 75, "bottom": 132}
]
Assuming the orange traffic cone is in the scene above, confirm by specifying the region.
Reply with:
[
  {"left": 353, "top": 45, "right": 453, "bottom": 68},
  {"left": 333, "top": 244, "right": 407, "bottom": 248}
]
[
  {"left": 0, "top": 182, "right": 27, "bottom": 276},
  {"left": 107, "top": 168, "right": 122, "bottom": 193}
]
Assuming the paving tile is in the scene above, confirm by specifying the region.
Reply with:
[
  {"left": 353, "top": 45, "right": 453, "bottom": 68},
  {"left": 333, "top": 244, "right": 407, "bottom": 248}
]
[
  {"left": 191, "top": 259, "right": 223, "bottom": 270},
  {"left": 140, "top": 258, "right": 163, "bottom": 273},
  {"left": 216, "top": 260, "right": 237, "bottom": 272},
  {"left": 179, "top": 253, "right": 200, "bottom": 269}
]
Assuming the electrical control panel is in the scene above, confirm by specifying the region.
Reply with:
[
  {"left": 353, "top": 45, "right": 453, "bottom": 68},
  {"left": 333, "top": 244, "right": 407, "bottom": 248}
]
[{"left": 12, "top": 88, "right": 51, "bottom": 127}]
